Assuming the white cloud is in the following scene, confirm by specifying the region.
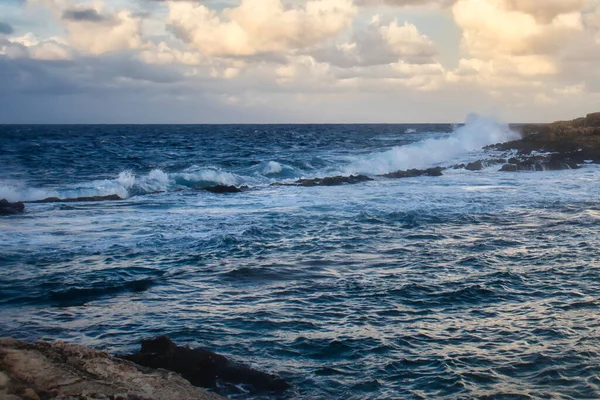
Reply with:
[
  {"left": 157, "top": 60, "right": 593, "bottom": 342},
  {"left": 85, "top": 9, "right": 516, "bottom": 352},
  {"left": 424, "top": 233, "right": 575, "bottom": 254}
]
[
  {"left": 167, "top": 0, "right": 357, "bottom": 57},
  {"left": 310, "top": 16, "right": 438, "bottom": 68},
  {"left": 31, "top": 0, "right": 145, "bottom": 54}
]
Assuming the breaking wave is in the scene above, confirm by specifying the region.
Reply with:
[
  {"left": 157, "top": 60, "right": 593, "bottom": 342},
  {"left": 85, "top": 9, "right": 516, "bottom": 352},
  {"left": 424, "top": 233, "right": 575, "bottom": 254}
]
[
  {"left": 0, "top": 167, "right": 249, "bottom": 202},
  {"left": 0, "top": 115, "right": 520, "bottom": 202},
  {"left": 337, "top": 115, "right": 520, "bottom": 175}
]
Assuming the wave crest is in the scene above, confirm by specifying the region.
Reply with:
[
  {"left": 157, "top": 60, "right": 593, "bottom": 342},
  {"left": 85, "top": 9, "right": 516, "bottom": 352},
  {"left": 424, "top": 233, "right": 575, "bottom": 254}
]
[{"left": 339, "top": 115, "right": 520, "bottom": 175}]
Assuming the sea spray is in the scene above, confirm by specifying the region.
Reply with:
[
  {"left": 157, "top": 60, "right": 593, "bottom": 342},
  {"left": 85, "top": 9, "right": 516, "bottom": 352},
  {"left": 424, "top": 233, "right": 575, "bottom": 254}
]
[{"left": 339, "top": 115, "right": 520, "bottom": 175}]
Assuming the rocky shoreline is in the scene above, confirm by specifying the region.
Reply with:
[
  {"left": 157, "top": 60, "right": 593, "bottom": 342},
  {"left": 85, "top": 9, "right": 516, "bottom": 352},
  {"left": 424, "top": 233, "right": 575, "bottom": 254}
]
[{"left": 0, "top": 336, "right": 290, "bottom": 400}]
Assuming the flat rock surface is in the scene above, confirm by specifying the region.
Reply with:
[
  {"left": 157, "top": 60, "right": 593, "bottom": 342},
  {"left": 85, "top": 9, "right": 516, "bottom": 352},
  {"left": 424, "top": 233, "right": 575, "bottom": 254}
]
[{"left": 0, "top": 338, "right": 223, "bottom": 400}]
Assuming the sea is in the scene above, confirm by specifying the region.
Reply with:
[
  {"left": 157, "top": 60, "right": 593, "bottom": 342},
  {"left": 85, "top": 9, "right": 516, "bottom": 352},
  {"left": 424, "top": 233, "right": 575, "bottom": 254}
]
[{"left": 1, "top": 117, "right": 600, "bottom": 399}]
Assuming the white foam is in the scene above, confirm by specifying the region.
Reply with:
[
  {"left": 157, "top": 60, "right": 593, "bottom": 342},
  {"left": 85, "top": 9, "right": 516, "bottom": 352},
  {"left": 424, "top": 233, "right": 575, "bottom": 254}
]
[
  {"left": 339, "top": 115, "right": 520, "bottom": 175},
  {"left": 263, "top": 161, "right": 283, "bottom": 175},
  {"left": 0, "top": 181, "right": 56, "bottom": 202}
]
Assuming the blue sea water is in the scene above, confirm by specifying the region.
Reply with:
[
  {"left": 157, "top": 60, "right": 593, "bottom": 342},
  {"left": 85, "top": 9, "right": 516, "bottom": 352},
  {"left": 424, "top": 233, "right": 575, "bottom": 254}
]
[{"left": 1, "top": 119, "right": 600, "bottom": 399}]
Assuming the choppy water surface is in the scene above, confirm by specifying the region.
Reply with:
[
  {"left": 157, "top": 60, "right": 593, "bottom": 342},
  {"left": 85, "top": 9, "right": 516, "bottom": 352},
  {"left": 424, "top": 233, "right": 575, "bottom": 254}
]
[{"left": 1, "top": 120, "right": 600, "bottom": 399}]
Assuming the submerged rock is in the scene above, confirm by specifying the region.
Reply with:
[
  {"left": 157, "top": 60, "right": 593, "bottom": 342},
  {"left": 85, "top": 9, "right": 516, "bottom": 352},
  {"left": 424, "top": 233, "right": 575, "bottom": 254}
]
[
  {"left": 380, "top": 166, "right": 444, "bottom": 178},
  {"left": 0, "top": 199, "right": 24, "bottom": 215},
  {"left": 120, "top": 336, "right": 290, "bottom": 395},
  {"left": 0, "top": 337, "right": 222, "bottom": 400},
  {"left": 278, "top": 175, "right": 373, "bottom": 187},
  {"left": 28, "top": 194, "right": 123, "bottom": 203}
]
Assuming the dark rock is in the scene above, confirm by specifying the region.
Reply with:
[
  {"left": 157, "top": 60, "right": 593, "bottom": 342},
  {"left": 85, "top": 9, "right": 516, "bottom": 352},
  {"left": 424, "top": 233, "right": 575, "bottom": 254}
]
[
  {"left": 0, "top": 199, "right": 25, "bottom": 215},
  {"left": 488, "top": 112, "right": 600, "bottom": 163},
  {"left": 425, "top": 167, "right": 444, "bottom": 176},
  {"left": 453, "top": 164, "right": 466, "bottom": 170},
  {"left": 120, "top": 336, "right": 290, "bottom": 395},
  {"left": 465, "top": 160, "right": 483, "bottom": 171},
  {"left": 28, "top": 194, "right": 123, "bottom": 203},
  {"left": 498, "top": 154, "right": 580, "bottom": 172},
  {"left": 279, "top": 175, "right": 373, "bottom": 187},
  {"left": 200, "top": 185, "right": 247, "bottom": 193},
  {"left": 500, "top": 164, "right": 518, "bottom": 172},
  {"left": 586, "top": 112, "right": 600, "bottom": 127},
  {"left": 380, "top": 167, "right": 444, "bottom": 178}
]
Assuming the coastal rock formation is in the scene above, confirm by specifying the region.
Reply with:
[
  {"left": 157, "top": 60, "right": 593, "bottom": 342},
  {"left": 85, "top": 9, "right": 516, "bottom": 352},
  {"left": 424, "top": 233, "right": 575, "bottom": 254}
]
[
  {"left": 0, "top": 338, "right": 223, "bottom": 400},
  {"left": 379, "top": 166, "right": 444, "bottom": 179},
  {"left": 28, "top": 194, "right": 123, "bottom": 203},
  {"left": 465, "top": 161, "right": 484, "bottom": 171},
  {"left": 199, "top": 185, "right": 249, "bottom": 193},
  {"left": 120, "top": 336, "right": 290, "bottom": 395},
  {"left": 0, "top": 199, "right": 24, "bottom": 215},
  {"left": 498, "top": 155, "right": 581, "bottom": 172},
  {"left": 276, "top": 175, "right": 373, "bottom": 187},
  {"left": 490, "top": 112, "right": 600, "bottom": 164}
]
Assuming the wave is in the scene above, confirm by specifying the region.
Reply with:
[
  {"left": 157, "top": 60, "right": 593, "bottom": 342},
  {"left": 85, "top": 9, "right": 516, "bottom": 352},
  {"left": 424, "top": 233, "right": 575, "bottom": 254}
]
[
  {"left": 0, "top": 116, "right": 520, "bottom": 202},
  {"left": 0, "top": 166, "right": 251, "bottom": 202},
  {"left": 336, "top": 115, "right": 520, "bottom": 175}
]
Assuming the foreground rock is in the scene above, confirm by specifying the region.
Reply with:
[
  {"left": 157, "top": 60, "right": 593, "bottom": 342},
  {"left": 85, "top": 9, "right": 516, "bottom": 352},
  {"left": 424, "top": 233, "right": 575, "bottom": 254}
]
[
  {"left": 490, "top": 112, "right": 600, "bottom": 165},
  {"left": 0, "top": 337, "right": 223, "bottom": 400},
  {"left": 27, "top": 194, "right": 123, "bottom": 203},
  {"left": 120, "top": 336, "right": 290, "bottom": 395},
  {"left": 276, "top": 175, "right": 373, "bottom": 187},
  {"left": 0, "top": 199, "right": 24, "bottom": 215},
  {"left": 379, "top": 166, "right": 444, "bottom": 178}
]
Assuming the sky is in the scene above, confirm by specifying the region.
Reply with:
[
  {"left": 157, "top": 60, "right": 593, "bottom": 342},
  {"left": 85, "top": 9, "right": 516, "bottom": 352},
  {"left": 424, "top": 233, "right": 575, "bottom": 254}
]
[{"left": 1, "top": 0, "right": 600, "bottom": 123}]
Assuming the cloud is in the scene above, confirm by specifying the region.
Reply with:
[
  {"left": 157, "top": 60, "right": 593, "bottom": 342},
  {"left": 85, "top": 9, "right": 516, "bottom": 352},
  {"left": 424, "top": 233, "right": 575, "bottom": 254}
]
[
  {"left": 357, "top": 0, "right": 455, "bottom": 7},
  {"left": 62, "top": 8, "right": 111, "bottom": 23},
  {"left": 0, "top": 22, "right": 14, "bottom": 35},
  {"left": 311, "top": 16, "right": 437, "bottom": 67},
  {"left": 64, "top": 9, "right": 143, "bottom": 54},
  {"left": 32, "top": 0, "right": 145, "bottom": 54},
  {"left": 167, "top": 0, "right": 356, "bottom": 57},
  {"left": 505, "top": 0, "right": 587, "bottom": 23}
]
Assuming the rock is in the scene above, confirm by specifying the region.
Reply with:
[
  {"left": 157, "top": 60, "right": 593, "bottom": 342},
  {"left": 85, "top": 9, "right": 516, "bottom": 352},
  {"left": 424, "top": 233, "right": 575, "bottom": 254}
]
[
  {"left": 21, "top": 388, "right": 40, "bottom": 400},
  {"left": 120, "top": 336, "right": 290, "bottom": 395},
  {"left": 425, "top": 167, "right": 444, "bottom": 176},
  {"left": 28, "top": 195, "right": 123, "bottom": 203},
  {"left": 498, "top": 154, "right": 580, "bottom": 172},
  {"left": 0, "top": 337, "right": 223, "bottom": 400},
  {"left": 488, "top": 112, "right": 600, "bottom": 163},
  {"left": 465, "top": 160, "right": 484, "bottom": 171},
  {"left": 380, "top": 167, "right": 444, "bottom": 178},
  {"left": 200, "top": 185, "right": 246, "bottom": 194},
  {"left": 500, "top": 164, "right": 518, "bottom": 172},
  {"left": 0, "top": 371, "right": 8, "bottom": 389},
  {"left": 586, "top": 112, "right": 600, "bottom": 127},
  {"left": 279, "top": 175, "right": 373, "bottom": 187},
  {"left": 0, "top": 199, "right": 24, "bottom": 216}
]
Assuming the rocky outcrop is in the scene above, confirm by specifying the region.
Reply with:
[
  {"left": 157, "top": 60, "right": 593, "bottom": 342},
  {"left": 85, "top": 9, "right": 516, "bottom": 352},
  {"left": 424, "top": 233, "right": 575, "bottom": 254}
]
[
  {"left": 120, "top": 336, "right": 290, "bottom": 396},
  {"left": 27, "top": 194, "right": 123, "bottom": 203},
  {"left": 198, "top": 185, "right": 249, "bottom": 194},
  {"left": 0, "top": 199, "right": 24, "bottom": 215},
  {"left": 0, "top": 338, "right": 223, "bottom": 400},
  {"left": 465, "top": 161, "right": 484, "bottom": 171},
  {"left": 379, "top": 166, "right": 444, "bottom": 179},
  {"left": 276, "top": 175, "right": 373, "bottom": 187},
  {"left": 498, "top": 155, "right": 581, "bottom": 172},
  {"left": 490, "top": 112, "right": 600, "bottom": 164}
]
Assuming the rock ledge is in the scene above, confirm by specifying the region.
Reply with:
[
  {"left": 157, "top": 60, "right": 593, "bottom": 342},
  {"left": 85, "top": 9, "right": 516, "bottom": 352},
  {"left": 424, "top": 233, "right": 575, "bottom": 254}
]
[{"left": 0, "top": 338, "right": 223, "bottom": 400}]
